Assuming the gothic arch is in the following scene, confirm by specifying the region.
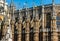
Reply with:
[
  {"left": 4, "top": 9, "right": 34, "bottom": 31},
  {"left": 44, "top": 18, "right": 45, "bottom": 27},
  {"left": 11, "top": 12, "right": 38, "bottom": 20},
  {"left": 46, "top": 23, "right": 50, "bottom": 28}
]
[
  {"left": 56, "top": 12, "right": 60, "bottom": 28},
  {"left": 56, "top": 12, "right": 60, "bottom": 41}
]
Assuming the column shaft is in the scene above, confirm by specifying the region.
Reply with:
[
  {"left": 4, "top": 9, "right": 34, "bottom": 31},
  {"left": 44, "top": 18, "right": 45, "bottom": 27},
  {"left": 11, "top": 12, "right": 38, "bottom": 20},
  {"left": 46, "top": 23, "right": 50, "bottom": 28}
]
[
  {"left": 34, "top": 20, "right": 39, "bottom": 41},
  {"left": 25, "top": 20, "right": 30, "bottom": 41},
  {"left": 18, "top": 21, "right": 22, "bottom": 41},
  {"left": 42, "top": 6, "right": 46, "bottom": 41},
  {"left": 11, "top": 21, "right": 15, "bottom": 41},
  {"left": 51, "top": 20, "right": 58, "bottom": 41},
  {"left": 2, "top": 23, "right": 7, "bottom": 36}
]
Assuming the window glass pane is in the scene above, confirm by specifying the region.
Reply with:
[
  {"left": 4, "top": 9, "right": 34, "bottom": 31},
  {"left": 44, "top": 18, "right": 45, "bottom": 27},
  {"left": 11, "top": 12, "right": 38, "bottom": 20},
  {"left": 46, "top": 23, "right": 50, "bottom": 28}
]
[
  {"left": 57, "top": 25, "right": 60, "bottom": 28},
  {"left": 57, "top": 22, "right": 60, "bottom": 25},
  {"left": 56, "top": 16, "right": 60, "bottom": 20},
  {"left": 56, "top": 13, "right": 60, "bottom": 28}
]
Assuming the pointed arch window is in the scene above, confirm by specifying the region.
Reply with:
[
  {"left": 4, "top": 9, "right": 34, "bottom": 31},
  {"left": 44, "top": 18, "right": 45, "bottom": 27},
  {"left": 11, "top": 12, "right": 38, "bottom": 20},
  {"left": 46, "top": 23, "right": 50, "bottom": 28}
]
[{"left": 56, "top": 12, "right": 60, "bottom": 28}]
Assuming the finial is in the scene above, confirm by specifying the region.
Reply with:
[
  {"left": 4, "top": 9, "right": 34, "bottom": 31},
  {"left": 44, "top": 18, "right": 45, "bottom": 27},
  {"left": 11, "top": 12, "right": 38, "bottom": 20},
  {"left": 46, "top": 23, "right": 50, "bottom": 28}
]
[
  {"left": 24, "top": 1, "right": 28, "bottom": 9},
  {"left": 41, "top": 0, "right": 44, "bottom": 6},
  {"left": 4, "top": 0, "right": 6, "bottom": 2},
  {"left": 10, "top": 0, "right": 14, "bottom": 6},
  {"left": 33, "top": 0, "right": 37, "bottom": 8},
  {"left": 52, "top": 0, "right": 54, "bottom": 5},
  {"left": 52, "top": 0, "right": 54, "bottom": 3},
  {"left": 11, "top": 0, "right": 13, "bottom": 3}
]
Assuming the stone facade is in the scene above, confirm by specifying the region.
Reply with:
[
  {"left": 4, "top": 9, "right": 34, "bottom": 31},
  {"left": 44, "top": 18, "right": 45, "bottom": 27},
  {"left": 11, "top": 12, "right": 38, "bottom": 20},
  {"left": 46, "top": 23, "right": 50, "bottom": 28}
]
[{"left": 0, "top": 0, "right": 60, "bottom": 41}]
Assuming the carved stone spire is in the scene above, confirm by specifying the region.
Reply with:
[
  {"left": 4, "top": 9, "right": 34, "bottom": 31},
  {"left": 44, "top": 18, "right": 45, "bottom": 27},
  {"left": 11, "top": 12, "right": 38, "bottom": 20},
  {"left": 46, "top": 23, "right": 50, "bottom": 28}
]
[
  {"left": 24, "top": 1, "right": 30, "bottom": 41},
  {"left": 33, "top": 0, "right": 35, "bottom": 19},
  {"left": 10, "top": 0, "right": 14, "bottom": 6},
  {"left": 10, "top": 0, "right": 15, "bottom": 20},
  {"left": 10, "top": 0, "right": 15, "bottom": 41},
  {"left": 41, "top": 0, "right": 44, "bottom": 28},
  {"left": 24, "top": 1, "right": 28, "bottom": 19}
]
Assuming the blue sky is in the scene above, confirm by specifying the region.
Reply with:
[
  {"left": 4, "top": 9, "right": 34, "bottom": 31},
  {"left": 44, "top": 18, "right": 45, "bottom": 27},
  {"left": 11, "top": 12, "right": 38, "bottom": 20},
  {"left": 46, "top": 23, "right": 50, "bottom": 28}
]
[{"left": 6, "top": 0, "right": 60, "bottom": 9}]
